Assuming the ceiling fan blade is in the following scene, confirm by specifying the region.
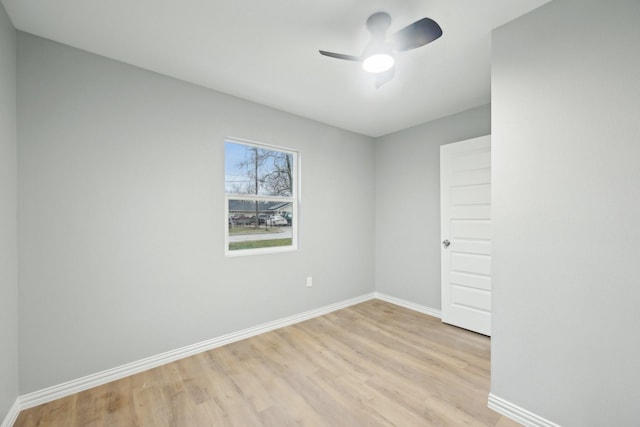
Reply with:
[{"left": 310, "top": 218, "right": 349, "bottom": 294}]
[
  {"left": 319, "top": 50, "right": 361, "bottom": 61},
  {"left": 389, "top": 18, "right": 443, "bottom": 51},
  {"left": 375, "top": 66, "right": 395, "bottom": 88}
]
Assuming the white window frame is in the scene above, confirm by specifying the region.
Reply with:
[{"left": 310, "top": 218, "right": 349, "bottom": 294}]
[{"left": 224, "top": 138, "right": 299, "bottom": 256}]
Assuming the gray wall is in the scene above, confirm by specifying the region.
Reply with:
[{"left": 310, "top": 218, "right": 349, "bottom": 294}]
[
  {"left": 374, "top": 105, "right": 490, "bottom": 309},
  {"left": 0, "top": 1, "right": 18, "bottom": 421},
  {"left": 17, "top": 33, "right": 375, "bottom": 393},
  {"left": 491, "top": 0, "right": 640, "bottom": 425}
]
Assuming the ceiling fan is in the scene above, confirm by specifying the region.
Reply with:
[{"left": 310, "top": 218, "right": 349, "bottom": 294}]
[{"left": 319, "top": 12, "right": 443, "bottom": 88}]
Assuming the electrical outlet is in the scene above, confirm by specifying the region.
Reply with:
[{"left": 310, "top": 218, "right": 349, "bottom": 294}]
[{"left": 306, "top": 276, "right": 313, "bottom": 287}]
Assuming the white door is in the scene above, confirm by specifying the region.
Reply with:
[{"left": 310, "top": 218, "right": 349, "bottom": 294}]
[{"left": 440, "top": 135, "right": 491, "bottom": 336}]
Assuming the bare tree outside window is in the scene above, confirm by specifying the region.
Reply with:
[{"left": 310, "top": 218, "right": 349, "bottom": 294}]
[
  {"left": 226, "top": 145, "right": 292, "bottom": 196},
  {"left": 225, "top": 140, "right": 297, "bottom": 254}
]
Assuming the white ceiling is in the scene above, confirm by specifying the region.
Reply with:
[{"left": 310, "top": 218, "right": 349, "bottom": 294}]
[{"left": 2, "top": 0, "right": 550, "bottom": 137}]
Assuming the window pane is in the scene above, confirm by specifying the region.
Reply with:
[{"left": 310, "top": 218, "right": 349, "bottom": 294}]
[
  {"left": 227, "top": 199, "right": 293, "bottom": 251},
  {"left": 225, "top": 141, "right": 293, "bottom": 197}
]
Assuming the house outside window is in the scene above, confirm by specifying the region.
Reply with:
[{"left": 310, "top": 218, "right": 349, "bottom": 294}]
[{"left": 224, "top": 139, "right": 298, "bottom": 255}]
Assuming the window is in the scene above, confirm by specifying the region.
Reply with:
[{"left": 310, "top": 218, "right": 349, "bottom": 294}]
[{"left": 224, "top": 139, "right": 298, "bottom": 255}]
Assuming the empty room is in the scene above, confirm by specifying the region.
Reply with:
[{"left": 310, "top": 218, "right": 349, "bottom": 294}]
[{"left": 1, "top": 0, "right": 639, "bottom": 426}]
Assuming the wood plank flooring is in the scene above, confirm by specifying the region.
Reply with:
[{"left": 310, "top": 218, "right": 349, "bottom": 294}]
[{"left": 14, "top": 300, "right": 520, "bottom": 426}]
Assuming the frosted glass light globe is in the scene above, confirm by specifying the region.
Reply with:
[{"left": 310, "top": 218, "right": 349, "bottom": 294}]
[{"left": 362, "top": 54, "right": 394, "bottom": 73}]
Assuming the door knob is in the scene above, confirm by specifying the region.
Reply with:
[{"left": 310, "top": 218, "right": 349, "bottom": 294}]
[{"left": 442, "top": 239, "right": 450, "bottom": 248}]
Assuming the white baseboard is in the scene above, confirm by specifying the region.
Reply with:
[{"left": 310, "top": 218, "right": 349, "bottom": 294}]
[
  {"left": 374, "top": 292, "right": 441, "bottom": 319},
  {"left": 18, "top": 292, "right": 376, "bottom": 410},
  {"left": 488, "top": 393, "right": 560, "bottom": 427},
  {"left": 1, "top": 398, "right": 20, "bottom": 427}
]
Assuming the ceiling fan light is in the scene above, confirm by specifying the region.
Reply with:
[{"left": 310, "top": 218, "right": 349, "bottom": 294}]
[{"left": 362, "top": 53, "right": 394, "bottom": 73}]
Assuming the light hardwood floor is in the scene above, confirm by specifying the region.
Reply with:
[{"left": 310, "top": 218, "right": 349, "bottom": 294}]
[{"left": 15, "top": 300, "right": 520, "bottom": 426}]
